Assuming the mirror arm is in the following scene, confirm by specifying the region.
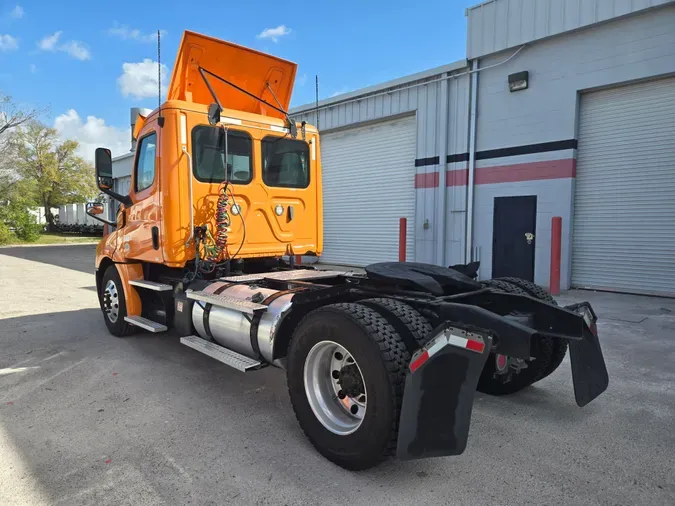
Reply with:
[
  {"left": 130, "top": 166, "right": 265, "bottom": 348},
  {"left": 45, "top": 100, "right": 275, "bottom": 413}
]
[
  {"left": 85, "top": 209, "right": 116, "bottom": 227},
  {"left": 100, "top": 188, "right": 132, "bottom": 207}
]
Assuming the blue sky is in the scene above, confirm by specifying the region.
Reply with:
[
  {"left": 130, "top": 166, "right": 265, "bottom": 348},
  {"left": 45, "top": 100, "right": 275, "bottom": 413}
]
[{"left": 0, "top": 0, "right": 469, "bottom": 159}]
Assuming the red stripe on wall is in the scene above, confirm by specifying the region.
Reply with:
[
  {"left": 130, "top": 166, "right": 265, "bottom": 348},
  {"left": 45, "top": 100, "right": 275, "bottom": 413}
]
[
  {"left": 415, "top": 159, "right": 576, "bottom": 188},
  {"left": 474, "top": 158, "right": 576, "bottom": 185},
  {"left": 414, "top": 171, "right": 439, "bottom": 188},
  {"left": 447, "top": 168, "right": 469, "bottom": 187}
]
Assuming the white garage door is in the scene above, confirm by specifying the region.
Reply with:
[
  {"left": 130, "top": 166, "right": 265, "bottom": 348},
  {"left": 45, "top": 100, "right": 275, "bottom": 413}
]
[
  {"left": 320, "top": 116, "right": 416, "bottom": 266},
  {"left": 572, "top": 77, "right": 675, "bottom": 296}
]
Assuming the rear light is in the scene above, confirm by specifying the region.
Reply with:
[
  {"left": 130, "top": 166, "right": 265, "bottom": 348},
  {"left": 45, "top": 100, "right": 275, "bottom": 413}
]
[
  {"left": 410, "top": 350, "right": 430, "bottom": 373},
  {"left": 409, "top": 327, "right": 487, "bottom": 373},
  {"left": 579, "top": 306, "right": 598, "bottom": 336}
]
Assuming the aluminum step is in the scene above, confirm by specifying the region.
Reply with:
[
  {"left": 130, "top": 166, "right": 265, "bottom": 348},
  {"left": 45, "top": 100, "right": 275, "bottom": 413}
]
[
  {"left": 129, "top": 279, "right": 173, "bottom": 292},
  {"left": 124, "top": 315, "right": 168, "bottom": 333},
  {"left": 180, "top": 335, "right": 262, "bottom": 372},
  {"left": 220, "top": 269, "right": 348, "bottom": 283},
  {"left": 185, "top": 290, "right": 267, "bottom": 314}
]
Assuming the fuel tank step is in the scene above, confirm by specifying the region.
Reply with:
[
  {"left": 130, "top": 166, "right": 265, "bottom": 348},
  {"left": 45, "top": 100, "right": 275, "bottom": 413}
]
[
  {"left": 124, "top": 315, "right": 168, "bottom": 332},
  {"left": 129, "top": 279, "right": 173, "bottom": 292},
  {"left": 180, "top": 335, "right": 263, "bottom": 372},
  {"left": 185, "top": 290, "right": 268, "bottom": 314}
]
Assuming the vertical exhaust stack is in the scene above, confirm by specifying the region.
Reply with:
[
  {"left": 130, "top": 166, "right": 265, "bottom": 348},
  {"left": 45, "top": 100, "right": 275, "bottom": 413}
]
[{"left": 130, "top": 107, "right": 152, "bottom": 151}]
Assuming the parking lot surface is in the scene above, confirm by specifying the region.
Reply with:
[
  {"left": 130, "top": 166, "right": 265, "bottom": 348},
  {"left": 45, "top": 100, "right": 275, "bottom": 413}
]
[{"left": 1, "top": 244, "right": 674, "bottom": 505}]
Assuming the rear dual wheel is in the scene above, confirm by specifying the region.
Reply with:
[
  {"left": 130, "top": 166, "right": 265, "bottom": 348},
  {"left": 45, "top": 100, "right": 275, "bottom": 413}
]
[
  {"left": 477, "top": 278, "right": 564, "bottom": 395},
  {"left": 496, "top": 277, "right": 568, "bottom": 381},
  {"left": 286, "top": 300, "right": 430, "bottom": 470}
]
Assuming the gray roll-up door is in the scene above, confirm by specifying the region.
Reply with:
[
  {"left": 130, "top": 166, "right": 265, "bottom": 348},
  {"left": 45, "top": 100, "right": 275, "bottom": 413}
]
[
  {"left": 319, "top": 116, "right": 416, "bottom": 266},
  {"left": 572, "top": 77, "right": 675, "bottom": 296}
]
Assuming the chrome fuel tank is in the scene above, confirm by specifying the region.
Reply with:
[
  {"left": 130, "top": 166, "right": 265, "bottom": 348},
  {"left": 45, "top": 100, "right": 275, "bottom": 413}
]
[{"left": 192, "top": 281, "right": 295, "bottom": 364}]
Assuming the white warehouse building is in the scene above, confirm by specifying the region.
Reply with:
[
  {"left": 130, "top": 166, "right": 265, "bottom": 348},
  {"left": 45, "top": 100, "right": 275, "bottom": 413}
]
[
  {"left": 110, "top": 0, "right": 675, "bottom": 297},
  {"left": 289, "top": 0, "right": 675, "bottom": 297}
]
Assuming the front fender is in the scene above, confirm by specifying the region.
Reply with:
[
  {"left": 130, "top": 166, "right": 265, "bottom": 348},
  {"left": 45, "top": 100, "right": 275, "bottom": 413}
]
[{"left": 95, "top": 232, "right": 118, "bottom": 269}]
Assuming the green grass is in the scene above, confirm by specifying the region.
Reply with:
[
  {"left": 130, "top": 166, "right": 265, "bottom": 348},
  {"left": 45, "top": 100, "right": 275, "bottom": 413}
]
[{"left": 2, "top": 233, "right": 101, "bottom": 246}]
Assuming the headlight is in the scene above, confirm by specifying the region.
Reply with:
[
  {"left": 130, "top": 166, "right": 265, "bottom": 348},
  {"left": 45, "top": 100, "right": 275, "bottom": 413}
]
[{"left": 274, "top": 204, "right": 284, "bottom": 216}]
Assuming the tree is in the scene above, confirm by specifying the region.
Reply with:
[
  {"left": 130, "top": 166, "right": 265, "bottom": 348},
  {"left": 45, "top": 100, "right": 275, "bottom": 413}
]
[
  {"left": 0, "top": 94, "right": 41, "bottom": 201},
  {"left": 14, "top": 121, "right": 97, "bottom": 230}
]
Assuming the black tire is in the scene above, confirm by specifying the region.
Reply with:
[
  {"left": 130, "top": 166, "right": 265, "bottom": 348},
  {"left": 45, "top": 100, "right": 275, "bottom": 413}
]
[
  {"left": 99, "top": 265, "right": 135, "bottom": 337},
  {"left": 496, "top": 277, "right": 556, "bottom": 304},
  {"left": 496, "top": 277, "right": 568, "bottom": 381},
  {"left": 359, "top": 298, "right": 433, "bottom": 351},
  {"left": 477, "top": 279, "right": 552, "bottom": 395},
  {"left": 286, "top": 302, "right": 410, "bottom": 470}
]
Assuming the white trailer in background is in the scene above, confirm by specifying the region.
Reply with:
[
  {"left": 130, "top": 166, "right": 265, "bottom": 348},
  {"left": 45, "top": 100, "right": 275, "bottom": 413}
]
[{"left": 28, "top": 207, "right": 59, "bottom": 225}]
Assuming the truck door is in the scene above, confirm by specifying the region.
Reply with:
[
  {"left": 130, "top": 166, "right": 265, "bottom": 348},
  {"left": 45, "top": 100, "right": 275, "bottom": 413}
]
[
  {"left": 123, "top": 129, "right": 164, "bottom": 263},
  {"left": 259, "top": 135, "right": 317, "bottom": 253}
]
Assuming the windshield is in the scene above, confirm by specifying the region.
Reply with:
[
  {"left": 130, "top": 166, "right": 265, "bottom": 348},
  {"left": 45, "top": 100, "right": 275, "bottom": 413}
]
[{"left": 261, "top": 136, "right": 310, "bottom": 189}]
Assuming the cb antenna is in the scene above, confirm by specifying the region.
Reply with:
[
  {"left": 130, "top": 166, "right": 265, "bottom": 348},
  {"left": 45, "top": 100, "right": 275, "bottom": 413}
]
[{"left": 157, "top": 30, "right": 165, "bottom": 128}]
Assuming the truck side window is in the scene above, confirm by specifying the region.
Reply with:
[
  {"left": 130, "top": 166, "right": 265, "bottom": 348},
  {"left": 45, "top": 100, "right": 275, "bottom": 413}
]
[
  {"left": 192, "top": 126, "right": 253, "bottom": 184},
  {"left": 262, "top": 137, "right": 310, "bottom": 189},
  {"left": 135, "top": 132, "right": 157, "bottom": 192}
]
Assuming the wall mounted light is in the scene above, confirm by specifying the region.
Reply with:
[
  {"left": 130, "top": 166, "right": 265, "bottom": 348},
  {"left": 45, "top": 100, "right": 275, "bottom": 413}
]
[{"left": 508, "top": 71, "right": 529, "bottom": 92}]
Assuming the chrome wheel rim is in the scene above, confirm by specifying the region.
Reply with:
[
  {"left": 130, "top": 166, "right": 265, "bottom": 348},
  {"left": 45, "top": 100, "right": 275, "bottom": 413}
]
[
  {"left": 103, "top": 279, "right": 120, "bottom": 323},
  {"left": 303, "top": 340, "right": 367, "bottom": 436}
]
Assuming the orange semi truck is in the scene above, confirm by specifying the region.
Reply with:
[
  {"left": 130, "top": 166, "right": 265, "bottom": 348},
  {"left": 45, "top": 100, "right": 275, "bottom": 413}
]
[{"left": 88, "top": 31, "right": 609, "bottom": 470}]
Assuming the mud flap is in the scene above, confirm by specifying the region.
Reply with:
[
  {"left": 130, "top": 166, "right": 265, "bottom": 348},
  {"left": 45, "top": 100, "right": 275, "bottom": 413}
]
[
  {"left": 397, "top": 325, "right": 491, "bottom": 460},
  {"left": 565, "top": 302, "right": 609, "bottom": 407}
]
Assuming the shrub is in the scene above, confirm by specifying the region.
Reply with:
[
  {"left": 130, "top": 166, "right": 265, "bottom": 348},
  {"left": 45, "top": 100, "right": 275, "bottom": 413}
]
[
  {"left": 0, "top": 222, "right": 15, "bottom": 245},
  {"left": 10, "top": 208, "right": 42, "bottom": 243},
  {"left": 15, "top": 222, "right": 42, "bottom": 242}
]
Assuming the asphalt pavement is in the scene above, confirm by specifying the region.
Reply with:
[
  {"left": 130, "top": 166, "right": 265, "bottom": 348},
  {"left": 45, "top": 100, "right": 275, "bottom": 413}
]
[{"left": 1, "top": 244, "right": 674, "bottom": 505}]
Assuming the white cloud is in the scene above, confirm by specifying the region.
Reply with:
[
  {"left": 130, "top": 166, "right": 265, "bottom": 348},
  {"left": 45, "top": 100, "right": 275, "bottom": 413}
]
[
  {"left": 108, "top": 23, "right": 167, "bottom": 43},
  {"left": 38, "top": 31, "right": 91, "bottom": 60},
  {"left": 29, "top": 63, "right": 36, "bottom": 73},
  {"left": 38, "top": 31, "right": 61, "bottom": 50},
  {"left": 257, "top": 25, "right": 291, "bottom": 43},
  {"left": 117, "top": 59, "right": 168, "bottom": 100},
  {"left": 60, "top": 40, "right": 90, "bottom": 60},
  {"left": 297, "top": 73, "right": 307, "bottom": 86},
  {"left": 0, "top": 34, "right": 18, "bottom": 51},
  {"left": 331, "top": 89, "right": 350, "bottom": 98},
  {"left": 54, "top": 109, "right": 131, "bottom": 162},
  {"left": 10, "top": 5, "right": 23, "bottom": 19}
]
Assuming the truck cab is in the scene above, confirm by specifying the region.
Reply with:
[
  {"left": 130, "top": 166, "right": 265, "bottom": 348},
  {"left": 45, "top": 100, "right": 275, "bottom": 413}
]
[{"left": 94, "top": 31, "right": 322, "bottom": 274}]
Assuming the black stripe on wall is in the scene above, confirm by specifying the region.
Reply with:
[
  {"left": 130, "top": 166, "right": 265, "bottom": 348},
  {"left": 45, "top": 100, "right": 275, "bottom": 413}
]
[
  {"left": 414, "top": 139, "right": 577, "bottom": 168},
  {"left": 415, "top": 156, "right": 440, "bottom": 167},
  {"left": 475, "top": 139, "right": 578, "bottom": 160},
  {"left": 447, "top": 152, "right": 469, "bottom": 163}
]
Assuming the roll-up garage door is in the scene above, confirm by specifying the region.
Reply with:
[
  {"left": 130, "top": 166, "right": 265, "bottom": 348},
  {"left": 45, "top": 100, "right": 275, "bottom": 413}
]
[
  {"left": 572, "top": 77, "right": 675, "bottom": 296},
  {"left": 319, "top": 116, "right": 416, "bottom": 266}
]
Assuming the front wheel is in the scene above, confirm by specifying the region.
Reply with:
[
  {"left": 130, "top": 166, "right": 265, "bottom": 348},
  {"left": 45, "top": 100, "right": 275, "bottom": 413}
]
[
  {"left": 99, "top": 265, "right": 135, "bottom": 337},
  {"left": 286, "top": 303, "right": 410, "bottom": 470}
]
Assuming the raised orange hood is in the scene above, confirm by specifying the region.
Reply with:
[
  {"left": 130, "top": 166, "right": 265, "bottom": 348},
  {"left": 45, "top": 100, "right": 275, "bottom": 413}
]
[{"left": 167, "top": 30, "right": 297, "bottom": 119}]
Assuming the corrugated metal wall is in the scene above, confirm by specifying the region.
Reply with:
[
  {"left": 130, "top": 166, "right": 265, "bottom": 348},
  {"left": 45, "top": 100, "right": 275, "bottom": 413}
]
[
  {"left": 291, "top": 66, "right": 471, "bottom": 266},
  {"left": 471, "top": 4, "right": 675, "bottom": 288},
  {"left": 467, "top": 0, "right": 674, "bottom": 58}
]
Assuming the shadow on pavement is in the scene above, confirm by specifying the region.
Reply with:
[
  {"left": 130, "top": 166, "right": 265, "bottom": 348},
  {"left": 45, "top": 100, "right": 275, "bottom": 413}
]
[{"left": 0, "top": 244, "right": 97, "bottom": 275}]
